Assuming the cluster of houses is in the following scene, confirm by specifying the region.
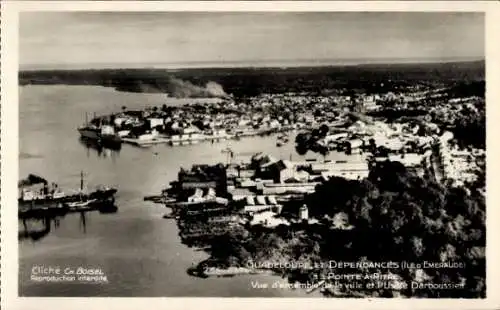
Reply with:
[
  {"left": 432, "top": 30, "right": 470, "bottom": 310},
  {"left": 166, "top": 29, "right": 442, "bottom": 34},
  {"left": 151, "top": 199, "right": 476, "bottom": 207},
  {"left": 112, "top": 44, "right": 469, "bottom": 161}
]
[
  {"left": 165, "top": 141, "right": 436, "bottom": 230},
  {"left": 82, "top": 87, "right": 400, "bottom": 145},
  {"left": 87, "top": 83, "right": 479, "bottom": 149},
  {"left": 428, "top": 96, "right": 484, "bottom": 127},
  {"left": 163, "top": 132, "right": 484, "bottom": 232},
  {"left": 312, "top": 119, "right": 438, "bottom": 156},
  {"left": 144, "top": 83, "right": 485, "bottom": 230},
  {"left": 437, "top": 131, "right": 485, "bottom": 188}
]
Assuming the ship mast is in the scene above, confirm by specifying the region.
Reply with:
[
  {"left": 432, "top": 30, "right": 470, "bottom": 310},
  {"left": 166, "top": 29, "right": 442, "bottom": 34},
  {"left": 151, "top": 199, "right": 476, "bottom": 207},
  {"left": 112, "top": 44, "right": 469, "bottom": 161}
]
[{"left": 80, "top": 171, "right": 84, "bottom": 192}]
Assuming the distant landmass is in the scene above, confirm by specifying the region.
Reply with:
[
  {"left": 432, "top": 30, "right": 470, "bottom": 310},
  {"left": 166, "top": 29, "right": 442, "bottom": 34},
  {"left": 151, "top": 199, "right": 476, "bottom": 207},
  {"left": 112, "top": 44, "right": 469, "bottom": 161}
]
[
  {"left": 20, "top": 56, "right": 484, "bottom": 71},
  {"left": 19, "top": 60, "right": 485, "bottom": 98}
]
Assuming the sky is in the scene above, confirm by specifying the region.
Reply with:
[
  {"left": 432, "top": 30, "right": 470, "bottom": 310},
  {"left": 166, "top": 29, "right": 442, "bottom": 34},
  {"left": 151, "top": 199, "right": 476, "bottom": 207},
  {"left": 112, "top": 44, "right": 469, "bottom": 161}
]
[{"left": 20, "top": 12, "right": 485, "bottom": 69}]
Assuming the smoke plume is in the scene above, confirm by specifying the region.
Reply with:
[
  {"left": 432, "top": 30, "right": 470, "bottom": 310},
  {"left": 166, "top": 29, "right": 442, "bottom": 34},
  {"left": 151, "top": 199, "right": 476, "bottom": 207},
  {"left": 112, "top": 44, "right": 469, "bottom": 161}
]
[{"left": 167, "top": 77, "right": 228, "bottom": 99}]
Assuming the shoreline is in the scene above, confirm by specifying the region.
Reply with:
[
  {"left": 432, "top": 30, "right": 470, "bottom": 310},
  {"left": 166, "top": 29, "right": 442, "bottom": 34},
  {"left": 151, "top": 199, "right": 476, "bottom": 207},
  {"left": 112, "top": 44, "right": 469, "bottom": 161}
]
[{"left": 19, "top": 61, "right": 484, "bottom": 99}]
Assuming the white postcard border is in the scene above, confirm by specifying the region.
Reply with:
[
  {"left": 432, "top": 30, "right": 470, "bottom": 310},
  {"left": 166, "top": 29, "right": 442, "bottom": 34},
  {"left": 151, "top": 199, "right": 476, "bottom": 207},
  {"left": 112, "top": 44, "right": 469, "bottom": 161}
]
[{"left": 2, "top": 1, "right": 499, "bottom": 309}]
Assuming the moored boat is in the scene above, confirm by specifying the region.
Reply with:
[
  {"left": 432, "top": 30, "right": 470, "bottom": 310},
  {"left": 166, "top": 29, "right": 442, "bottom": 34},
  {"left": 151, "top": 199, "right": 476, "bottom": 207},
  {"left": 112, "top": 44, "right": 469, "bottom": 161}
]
[
  {"left": 18, "top": 172, "right": 118, "bottom": 216},
  {"left": 65, "top": 199, "right": 99, "bottom": 212},
  {"left": 77, "top": 113, "right": 122, "bottom": 146},
  {"left": 276, "top": 133, "right": 289, "bottom": 147},
  {"left": 78, "top": 125, "right": 122, "bottom": 145}
]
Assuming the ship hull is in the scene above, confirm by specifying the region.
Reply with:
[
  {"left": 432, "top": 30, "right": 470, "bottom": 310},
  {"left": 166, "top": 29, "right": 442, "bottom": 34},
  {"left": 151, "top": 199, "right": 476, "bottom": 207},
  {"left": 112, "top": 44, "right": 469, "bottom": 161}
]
[
  {"left": 78, "top": 128, "right": 100, "bottom": 140},
  {"left": 19, "top": 193, "right": 85, "bottom": 208},
  {"left": 19, "top": 197, "right": 117, "bottom": 218},
  {"left": 19, "top": 194, "right": 117, "bottom": 218},
  {"left": 79, "top": 136, "right": 122, "bottom": 151},
  {"left": 100, "top": 134, "right": 122, "bottom": 144},
  {"left": 78, "top": 128, "right": 122, "bottom": 147},
  {"left": 19, "top": 188, "right": 117, "bottom": 209}
]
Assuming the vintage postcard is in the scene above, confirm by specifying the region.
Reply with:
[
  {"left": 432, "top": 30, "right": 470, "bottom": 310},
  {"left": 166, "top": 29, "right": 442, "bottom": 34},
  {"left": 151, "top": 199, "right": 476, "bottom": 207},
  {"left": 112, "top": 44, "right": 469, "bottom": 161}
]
[{"left": 1, "top": 1, "right": 499, "bottom": 309}]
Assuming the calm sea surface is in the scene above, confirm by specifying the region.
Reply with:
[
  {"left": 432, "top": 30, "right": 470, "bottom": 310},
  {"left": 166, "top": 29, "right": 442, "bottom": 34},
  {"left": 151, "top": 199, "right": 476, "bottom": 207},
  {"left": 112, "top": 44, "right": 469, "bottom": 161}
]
[{"left": 19, "top": 85, "right": 361, "bottom": 297}]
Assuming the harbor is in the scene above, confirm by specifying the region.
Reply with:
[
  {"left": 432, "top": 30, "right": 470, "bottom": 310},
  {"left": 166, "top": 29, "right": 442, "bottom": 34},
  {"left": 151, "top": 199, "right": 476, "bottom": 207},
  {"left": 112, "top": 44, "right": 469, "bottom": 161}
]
[
  {"left": 19, "top": 84, "right": 324, "bottom": 298},
  {"left": 19, "top": 81, "right": 485, "bottom": 297},
  {"left": 12, "top": 9, "right": 487, "bottom": 301},
  {"left": 78, "top": 108, "right": 297, "bottom": 149}
]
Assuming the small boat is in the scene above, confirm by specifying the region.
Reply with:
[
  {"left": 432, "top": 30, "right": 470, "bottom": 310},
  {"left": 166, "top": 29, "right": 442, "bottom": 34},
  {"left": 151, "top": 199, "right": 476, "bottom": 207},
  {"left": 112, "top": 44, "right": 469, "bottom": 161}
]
[
  {"left": 276, "top": 133, "right": 289, "bottom": 147},
  {"left": 233, "top": 133, "right": 242, "bottom": 140},
  {"left": 65, "top": 196, "right": 117, "bottom": 213},
  {"left": 278, "top": 133, "right": 290, "bottom": 141},
  {"left": 144, "top": 195, "right": 176, "bottom": 204},
  {"left": 65, "top": 199, "right": 99, "bottom": 212}
]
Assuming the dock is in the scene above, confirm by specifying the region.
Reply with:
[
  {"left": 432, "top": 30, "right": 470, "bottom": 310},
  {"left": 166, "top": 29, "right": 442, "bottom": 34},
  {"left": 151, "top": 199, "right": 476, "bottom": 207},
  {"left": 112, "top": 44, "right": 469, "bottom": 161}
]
[
  {"left": 144, "top": 195, "right": 176, "bottom": 204},
  {"left": 122, "top": 137, "right": 171, "bottom": 147}
]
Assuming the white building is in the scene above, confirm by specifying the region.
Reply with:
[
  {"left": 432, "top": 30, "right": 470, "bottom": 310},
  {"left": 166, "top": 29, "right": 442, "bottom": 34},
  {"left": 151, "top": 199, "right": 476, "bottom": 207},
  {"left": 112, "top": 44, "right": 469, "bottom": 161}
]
[
  {"left": 148, "top": 118, "right": 165, "bottom": 129},
  {"left": 299, "top": 204, "right": 309, "bottom": 221}
]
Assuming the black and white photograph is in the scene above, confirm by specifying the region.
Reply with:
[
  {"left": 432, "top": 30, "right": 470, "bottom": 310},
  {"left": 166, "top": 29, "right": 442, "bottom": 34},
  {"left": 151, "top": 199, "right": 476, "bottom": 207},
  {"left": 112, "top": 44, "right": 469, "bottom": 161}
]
[{"left": 4, "top": 5, "right": 492, "bottom": 302}]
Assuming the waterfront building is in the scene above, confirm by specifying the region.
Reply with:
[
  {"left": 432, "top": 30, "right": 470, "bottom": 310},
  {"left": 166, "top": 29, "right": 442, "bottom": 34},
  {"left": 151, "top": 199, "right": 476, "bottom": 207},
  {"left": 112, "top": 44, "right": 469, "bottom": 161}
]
[
  {"left": 251, "top": 153, "right": 279, "bottom": 171},
  {"left": 311, "top": 161, "right": 369, "bottom": 173},
  {"left": 228, "top": 188, "right": 255, "bottom": 201},
  {"left": 178, "top": 199, "right": 231, "bottom": 217},
  {"left": 176, "top": 164, "right": 228, "bottom": 196},
  {"left": 205, "top": 128, "right": 232, "bottom": 141},
  {"left": 311, "top": 160, "right": 370, "bottom": 180},
  {"left": 260, "top": 182, "right": 319, "bottom": 195},
  {"left": 265, "top": 159, "right": 308, "bottom": 183}
]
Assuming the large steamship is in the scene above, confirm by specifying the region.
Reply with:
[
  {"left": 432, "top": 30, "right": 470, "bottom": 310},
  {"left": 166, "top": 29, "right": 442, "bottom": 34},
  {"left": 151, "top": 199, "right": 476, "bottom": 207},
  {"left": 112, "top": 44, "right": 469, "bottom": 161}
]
[{"left": 77, "top": 113, "right": 122, "bottom": 147}]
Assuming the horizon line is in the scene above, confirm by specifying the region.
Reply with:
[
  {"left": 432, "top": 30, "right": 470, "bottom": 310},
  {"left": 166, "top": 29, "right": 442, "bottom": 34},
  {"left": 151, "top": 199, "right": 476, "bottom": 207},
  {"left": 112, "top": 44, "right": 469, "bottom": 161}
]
[{"left": 20, "top": 57, "right": 485, "bottom": 71}]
